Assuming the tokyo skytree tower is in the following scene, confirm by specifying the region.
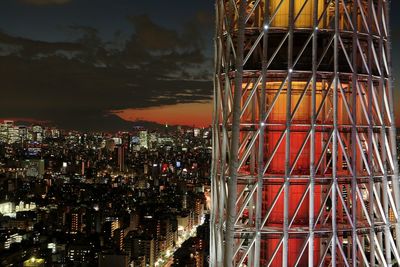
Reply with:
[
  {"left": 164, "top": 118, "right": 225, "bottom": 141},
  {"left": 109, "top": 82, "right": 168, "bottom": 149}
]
[{"left": 210, "top": 0, "right": 400, "bottom": 266}]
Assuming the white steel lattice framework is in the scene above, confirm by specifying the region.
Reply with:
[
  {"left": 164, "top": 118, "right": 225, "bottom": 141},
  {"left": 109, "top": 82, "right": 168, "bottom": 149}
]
[{"left": 210, "top": 0, "right": 400, "bottom": 266}]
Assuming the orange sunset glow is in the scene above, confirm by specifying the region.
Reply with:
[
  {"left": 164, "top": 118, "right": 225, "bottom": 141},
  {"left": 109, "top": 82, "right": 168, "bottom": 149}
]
[{"left": 111, "top": 102, "right": 213, "bottom": 127}]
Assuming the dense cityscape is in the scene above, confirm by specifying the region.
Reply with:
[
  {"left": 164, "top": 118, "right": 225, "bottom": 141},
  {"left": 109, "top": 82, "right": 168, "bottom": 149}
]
[{"left": 0, "top": 120, "right": 211, "bottom": 266}]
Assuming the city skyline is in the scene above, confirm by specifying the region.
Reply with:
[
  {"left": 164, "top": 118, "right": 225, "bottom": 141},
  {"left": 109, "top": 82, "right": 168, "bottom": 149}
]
[
  {"left": 0, "top": 0, "right": 399, "bottom": 130},
  {"left": 0, "top": 120, "right": 212, "bottom": 266}
]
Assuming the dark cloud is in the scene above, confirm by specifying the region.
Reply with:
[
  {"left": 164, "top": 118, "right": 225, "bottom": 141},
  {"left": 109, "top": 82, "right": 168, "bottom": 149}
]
[
  {"left": 19, "top": 0, "right": 72, "bottom": 6},
  {"left": 0, "top": 14, "right": 212, "bottom": 131}
]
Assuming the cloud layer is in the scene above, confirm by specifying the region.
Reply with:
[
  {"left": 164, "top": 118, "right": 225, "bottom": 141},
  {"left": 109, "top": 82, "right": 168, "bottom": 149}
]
[{"left": 0, "top": 13, "right": 213, "bottom": 131}]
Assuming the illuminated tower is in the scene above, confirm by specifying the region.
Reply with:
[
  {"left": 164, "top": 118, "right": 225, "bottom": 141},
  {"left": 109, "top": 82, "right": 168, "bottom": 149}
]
[{"left": 210, "top": 0, "right": 400, "bottom": 266}]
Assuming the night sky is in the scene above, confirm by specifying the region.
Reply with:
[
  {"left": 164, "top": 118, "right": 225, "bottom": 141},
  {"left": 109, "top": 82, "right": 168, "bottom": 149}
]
[{"left": 0, "top": 0, "right": 398, "bottom": 131}]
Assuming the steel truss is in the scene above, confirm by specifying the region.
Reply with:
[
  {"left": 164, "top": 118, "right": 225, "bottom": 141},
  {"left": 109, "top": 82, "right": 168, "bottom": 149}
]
[{"left": 210, "top": 0, "right": 400, "bottom": 266}]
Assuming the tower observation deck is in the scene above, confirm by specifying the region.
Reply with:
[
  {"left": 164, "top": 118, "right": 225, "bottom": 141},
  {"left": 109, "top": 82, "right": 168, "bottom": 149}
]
[{"left": 210, "top": 0, "right": 400, "bottom": 266}]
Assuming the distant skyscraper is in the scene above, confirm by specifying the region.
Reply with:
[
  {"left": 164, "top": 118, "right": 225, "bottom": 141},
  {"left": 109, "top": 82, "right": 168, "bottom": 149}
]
[
  {"left": 139, "top": 130, "right": 148, "bottom": 149},
  {"left": 211, "top": 0, "right": 400, "bottom": 266},
  {"left": 70, "top": 211, "right": 83, "bottom": 234},
  {"left": 117, "top": 145, "right": 125, "bottom": 172}
]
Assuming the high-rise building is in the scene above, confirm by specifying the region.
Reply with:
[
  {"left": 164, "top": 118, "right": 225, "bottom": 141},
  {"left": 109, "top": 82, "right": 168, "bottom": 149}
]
[
  {"left": 18, "top": 126, "right": 28, "bottom": 143},
  {"left": 139, "top": 130, "right": 148, "bottom": 149},
  {"left": 117, "top": 145, "right": 125, "bottom": 172},
  {"left": 32, "top": 125, "right": 43, "bottom": 143},
  {"left": 125, "top": 231, "right": 156, "bottom": 267},
  {"left": 0, "top": 122, "right": 8, "bottom": 142},
  {"left": 7, "top": 125, "right": 20, "bottom": 144},
  {"left": 113, "top": 228, "right": 125, "bottom": 252},
  {"left": 70, "top": 212, "right": 83, "bottom": 234},
  {"left": 211, "top": 1, "right": 400, "bottom": 266},
  {"left": 111, "top": 218, "right": 121, "bottom": 238},
  {"left": 149, "top": 132, "right": 158, "bottom": 149}
]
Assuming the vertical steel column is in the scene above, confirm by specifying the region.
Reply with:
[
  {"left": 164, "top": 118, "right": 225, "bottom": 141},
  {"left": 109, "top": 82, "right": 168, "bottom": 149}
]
[
  {"left": 367, "top": 0, "right": 375, "bottom": 265},
  {"left": 218, "top": 1, "right": 230, "bottom": 264},
  {"left": 378, "top": 0, "right": 391, "bottom": 265},
  {"left": 332, "top": 0, "right": 339, "bottom": 265},
  {"left": 218, "top": 0, "right": 232, "bottom": 265},
  {"left": 248, "top": 81, "right": 257, "bottom": 267},
  {"left": 224, "top": 1, "right": 246, "bottom": 266},
  {"left": 351, "top": 0, "right": 358, "bottom": 266},
  {"left": 283, "top": 0, "right": 294, "bottom": 265},
  {"left": 309, "top": 0, "right": 318, "bottom": 265},
  {"left": 210, "top": 2, "right": 220, "bottom": 265},
  {"left": 254, "top": 1, "right": 270, "bottom": 266}
]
